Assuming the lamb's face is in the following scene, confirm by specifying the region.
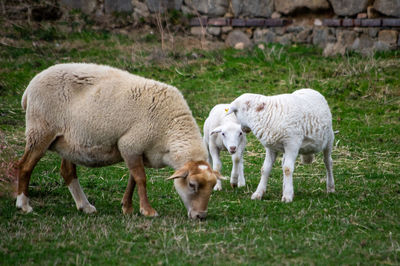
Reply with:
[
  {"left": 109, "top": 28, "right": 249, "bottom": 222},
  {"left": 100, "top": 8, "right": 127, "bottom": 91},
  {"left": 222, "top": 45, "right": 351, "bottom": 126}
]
[
  {"left": 211, "top": 124, "right": 244, "bottom": 154},
  {"left": 167, "top": 161, "right": 219, "bottom": 220}
]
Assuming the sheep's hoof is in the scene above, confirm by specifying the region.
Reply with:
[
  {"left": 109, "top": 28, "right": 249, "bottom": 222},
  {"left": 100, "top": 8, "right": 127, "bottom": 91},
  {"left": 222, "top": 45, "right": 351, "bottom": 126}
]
[
  {"left": 327, "top": 186, "right": 335, "bottom": 193},
  {"left": 213, "top": 184, "right": 222, "bottom": 191},
  {"left": 281, "top": 195, "right": 293, "bottom": 203},
  {"left": 122, "top": 205, "right": 134, "bottom": 215},
  {"left": 81, "top": 204, "right": 97, "bottom": 214},
  {"left": 140, "top": 207, "right": 158, "bottom": 217},
  {"left": 16, "top": 194, "right": 33, "bottom": 213},
  {"left": 251, "top": 191, "right": 263, "bottom": 200},
  {"left": 230, "top": 183, "right": 238, "bottom": 189}
]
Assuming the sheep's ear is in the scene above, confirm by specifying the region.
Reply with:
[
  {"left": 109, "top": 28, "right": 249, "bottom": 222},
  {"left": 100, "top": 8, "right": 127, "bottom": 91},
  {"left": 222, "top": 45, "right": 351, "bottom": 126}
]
[
  {"left": 210, "top": 127, "right": 222, "bottom": 136},
  {"left": 225, "top": 106, "right": 237, "bottom": 115},
  {"left": 213, "top": 170, "right": 226, "bottom": 180},
  {"left": 166, "top": 168, "right": 189, "bottom": 180}
]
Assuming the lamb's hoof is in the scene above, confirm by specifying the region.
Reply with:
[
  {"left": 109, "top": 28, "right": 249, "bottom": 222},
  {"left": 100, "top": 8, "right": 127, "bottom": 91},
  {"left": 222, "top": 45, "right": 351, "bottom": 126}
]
[
  {"left": 122, "top": 205, "right": 134, "bottom": 215},
  {"left": 327, "top": 186, "right": 335, "bottom": 193},
  {"left": 213, "top": 183, "right": 222, "bottom": 191},
  {"left": 237, "top": 181, "right": 246, "bottom": 188},
  {"left": 281, "top": 195, "right": 293, "bottom": 203},
  {"left": 251, "top": 191, "right": 263, "bottom": 200},
  {"left": 230, "top": 183, "right": 238, "bottom": 189},
  {"left": 140, "top": 207, "right": 158, "bottom": 217},
  {"left": 18, "top": 205, "right": 33, "bottom": 213},
  {"left": 81, "top": 204, "right": 97, "bottom": 214}
]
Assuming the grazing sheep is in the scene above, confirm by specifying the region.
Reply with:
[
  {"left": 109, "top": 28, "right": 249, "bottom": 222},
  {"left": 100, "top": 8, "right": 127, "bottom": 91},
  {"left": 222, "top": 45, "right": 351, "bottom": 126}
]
[
  {"left": 227, "top": 89, "right": 335, "bottom": 202},
  {"left": 17, "top": 63, "right": 220, "bottom": 219},
  {"left": 203, "top": 104, "right": 247, "bottom": 190}
]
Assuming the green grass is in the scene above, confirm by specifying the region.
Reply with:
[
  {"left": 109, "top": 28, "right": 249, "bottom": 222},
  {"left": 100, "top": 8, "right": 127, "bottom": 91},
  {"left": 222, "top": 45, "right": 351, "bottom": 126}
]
[{"left": 0, "top": 24, "right": 399, "bottom": 265}]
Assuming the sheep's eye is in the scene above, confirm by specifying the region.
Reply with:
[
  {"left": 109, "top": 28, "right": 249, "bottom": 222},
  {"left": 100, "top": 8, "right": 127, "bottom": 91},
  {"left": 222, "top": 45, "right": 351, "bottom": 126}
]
[
  {"left": 189, "top": 182, "right": 196, "bottom": 190},
  {"left": 221, "top": 133, "right": 225, "bottom": 137},
  {"left": 239, "top": 132, "right": 243, "bottom": 136}
]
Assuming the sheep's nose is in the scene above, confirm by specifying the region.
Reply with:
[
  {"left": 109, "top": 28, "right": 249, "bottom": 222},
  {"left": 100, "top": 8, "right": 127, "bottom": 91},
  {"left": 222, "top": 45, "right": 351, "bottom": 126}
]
[
  {"left": 229, "top": 146, "right": 237, "bottom": 154},
  {"left": 189, "top": 211, "right": 207, "bottom": 220}
]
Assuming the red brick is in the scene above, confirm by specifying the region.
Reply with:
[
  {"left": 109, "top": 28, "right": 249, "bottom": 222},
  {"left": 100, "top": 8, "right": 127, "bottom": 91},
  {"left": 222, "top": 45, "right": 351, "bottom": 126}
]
[
  {"left": 323, "top": 19, "right": 341, "bottom": 27},
  {"left": 208, "top": 18, "right": 228, "bottom": 26},
  {"left": 231, "top": 19, "right": 246, "bottom": 27},
  {"left": 245, "top": 19, "right": 265, "bottom": 27},
  {"left": 360, "top": 19, "right": 381, "bottom": 27},
  {"left": 354, "top": 19, "right": 362, "bottom": 27},
  {"left": 342, "top": 19, "right": 354, "bottom": 27},
  {"left": 382, "top": 19, "right": 400, "bottom": 27},
  {"left": 189, "top": 17, "right": 207, "bottom": 26}
]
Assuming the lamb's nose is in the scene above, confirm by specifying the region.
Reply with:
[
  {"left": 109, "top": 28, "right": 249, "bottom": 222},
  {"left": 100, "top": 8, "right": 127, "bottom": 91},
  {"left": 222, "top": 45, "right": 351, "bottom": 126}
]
[{"left": 229, "top": 146, "right": 237, "bottom": 154}]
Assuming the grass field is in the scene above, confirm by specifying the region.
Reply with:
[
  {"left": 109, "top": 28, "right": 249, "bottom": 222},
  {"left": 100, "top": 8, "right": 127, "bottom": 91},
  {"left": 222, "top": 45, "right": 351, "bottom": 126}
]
[{"left": 0, "top": 23, "right": 399, "bottom": 265}]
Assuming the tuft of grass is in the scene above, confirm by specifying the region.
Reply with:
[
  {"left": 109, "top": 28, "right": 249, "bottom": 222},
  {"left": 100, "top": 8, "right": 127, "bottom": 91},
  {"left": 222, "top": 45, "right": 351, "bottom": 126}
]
[{"left": 0, "top": 24, "right": 399, "bottom": 265}]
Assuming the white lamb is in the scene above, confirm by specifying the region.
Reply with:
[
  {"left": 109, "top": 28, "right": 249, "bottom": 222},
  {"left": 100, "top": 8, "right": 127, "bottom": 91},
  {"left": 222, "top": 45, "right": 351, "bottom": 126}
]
[
  {"left": 17, "top": 63, "right": 221, "bottom": 219},
  {"left": 203, "top": 104, "right": 247, "bottom": 190},
  {"left": 226, "top": 89, "right": 335, "bottom": 202}
]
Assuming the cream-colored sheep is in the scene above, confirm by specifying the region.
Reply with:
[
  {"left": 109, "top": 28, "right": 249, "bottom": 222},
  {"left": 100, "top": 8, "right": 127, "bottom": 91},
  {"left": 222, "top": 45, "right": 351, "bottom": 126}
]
[{"left": 17, "top": 63, "right": 219, "bottom": 219}]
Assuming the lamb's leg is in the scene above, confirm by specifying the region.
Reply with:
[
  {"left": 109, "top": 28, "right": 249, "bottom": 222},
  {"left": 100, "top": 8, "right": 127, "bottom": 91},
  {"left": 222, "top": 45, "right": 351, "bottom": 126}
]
[
  {"left": 230, "top": 152, "right": 245, "bottom": 188},
  {"left": 121, "top": 175, "right": 136, "bottom": 214},
  {"left": 60, "top": 159, "right": 96, "bottom": 214},
  {"left": 126, "top": 155, "right": 158, "bottom": 217},
  {"left": 281, "top": 147, "right": 299, "bottom": 203},
  {"left": 251, "top": 148, "right": 276, "bottom": 200},
  {"left": 209, "top": 144, "right": 223, "bottom": 191},
  {"left": 16, "top": 132, "right": 55, "bottom": 213},
  {"left": 323, "top": 146, "right": 335, "bottom": 193}
]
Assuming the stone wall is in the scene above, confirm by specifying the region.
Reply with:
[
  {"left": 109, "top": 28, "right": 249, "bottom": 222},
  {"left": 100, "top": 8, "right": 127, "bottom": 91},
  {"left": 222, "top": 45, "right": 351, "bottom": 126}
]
[{"left": 59, "top": 0, "right": 400, "bottom": 55}]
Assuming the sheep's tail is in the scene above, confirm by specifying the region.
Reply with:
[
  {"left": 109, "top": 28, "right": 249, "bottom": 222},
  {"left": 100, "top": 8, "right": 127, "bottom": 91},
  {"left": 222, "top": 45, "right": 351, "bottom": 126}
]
[
  {"left": 21, "top": 89, "right": 28, "bottom": 111},
  {"left": 300, "top": 154, "right": 314, "bottom": 164}
]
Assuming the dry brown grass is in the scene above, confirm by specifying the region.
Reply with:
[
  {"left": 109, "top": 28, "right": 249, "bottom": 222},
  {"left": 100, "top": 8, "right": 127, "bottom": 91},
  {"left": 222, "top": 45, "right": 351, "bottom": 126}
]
[{"left": 0, "top": 130, "right": 18, "bottom": 198}]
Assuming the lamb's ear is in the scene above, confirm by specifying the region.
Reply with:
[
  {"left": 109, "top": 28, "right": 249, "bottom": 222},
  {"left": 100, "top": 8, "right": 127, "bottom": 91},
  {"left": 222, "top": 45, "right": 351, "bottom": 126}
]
[
  {"left": 241, "top": 126, "right": 251, "bottom": 134},
  {"left": 166, "top": 167, "right": 189, "bottom": 180},
  {"left": 210, "top": 127, "right": 222, "bottom": 136},
  {"left": 213, "top": 170, "right": 227, "bottom": 180}
]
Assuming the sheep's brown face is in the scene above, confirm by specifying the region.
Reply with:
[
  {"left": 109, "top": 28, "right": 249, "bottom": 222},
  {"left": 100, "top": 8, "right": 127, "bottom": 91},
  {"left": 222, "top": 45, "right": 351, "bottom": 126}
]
[{"left": 167, "top": 161, "right": 219, "bottom": 220}]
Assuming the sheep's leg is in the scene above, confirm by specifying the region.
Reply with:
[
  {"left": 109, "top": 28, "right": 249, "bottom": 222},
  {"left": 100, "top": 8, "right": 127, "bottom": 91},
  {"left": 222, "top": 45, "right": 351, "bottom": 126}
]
[
  {"left": 121, "top": 175, "right": 136, "bottom": 214},
  {"left": 209, "top": 144, "right": 222, "bottom": 191},
  {"left": 126, "top": 155, "right": 158, "bottom": 217},
  {"left": 323, "top": 146, "right": 335, "bottom": 193},
  {"left": 251, "top": 148, "right": 277, "bottom": 200},
  {"left": 16, "top": 133, "right": 54, "bottom": 213},
  {"left": 238, "top": 156, "right": 245, "bottom": 187},
  {"left": 60, "top": 159, "right": 96, "bottom": 214},
  {"left": 281, "top": 147, "right": 299, "bottom": 203}
]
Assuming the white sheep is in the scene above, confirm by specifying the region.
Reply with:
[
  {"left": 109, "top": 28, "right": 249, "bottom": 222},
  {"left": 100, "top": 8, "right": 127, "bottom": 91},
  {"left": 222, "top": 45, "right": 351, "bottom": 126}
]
[
  {"left": 227, "top": 89, "right": 335, "bottom": 202},
  {"left": 203, "top": 104, "right": 247, "bottom": 190},
  {"left": 17, "top": 63, "right": 221, "bottom": 219}
]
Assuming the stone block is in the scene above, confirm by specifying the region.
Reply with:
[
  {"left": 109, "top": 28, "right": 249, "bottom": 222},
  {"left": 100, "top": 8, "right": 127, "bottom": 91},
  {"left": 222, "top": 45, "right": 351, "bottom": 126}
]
[
  {"left": 60, "top": 0, "right": 97, "bottom": 14},
  {"left": 330, "top": 0, "right": 369, "bottom": 16},
  {"left": 378, "top": 30, "right": 399, "bottom": 46},
  {"left": 105, "top": 0, "right": 133, "bottom": 13},
  {"left": 274, "top": 0, "right": 330, "bottom": 15},
  {"left": 207, "top": 26, "right": 221, "bottom": 36},
  {"left": 232, "top": 0, "right": 273, "bottom": 18},
  {"left": 374, "top": 0, "right": 400, "bottom": 18},
  {"left": 226, "top": 30, "right": 252, "bottom": 48}
]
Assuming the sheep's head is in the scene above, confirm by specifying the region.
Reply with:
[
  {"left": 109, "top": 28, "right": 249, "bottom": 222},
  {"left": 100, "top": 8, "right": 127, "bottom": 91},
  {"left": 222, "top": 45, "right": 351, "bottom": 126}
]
[
  {"left": 210, "top": 124, "right": 245, "bottom": 154},
  {"left": 167, "top": 160, "right": 220, "bottom": 220}
]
